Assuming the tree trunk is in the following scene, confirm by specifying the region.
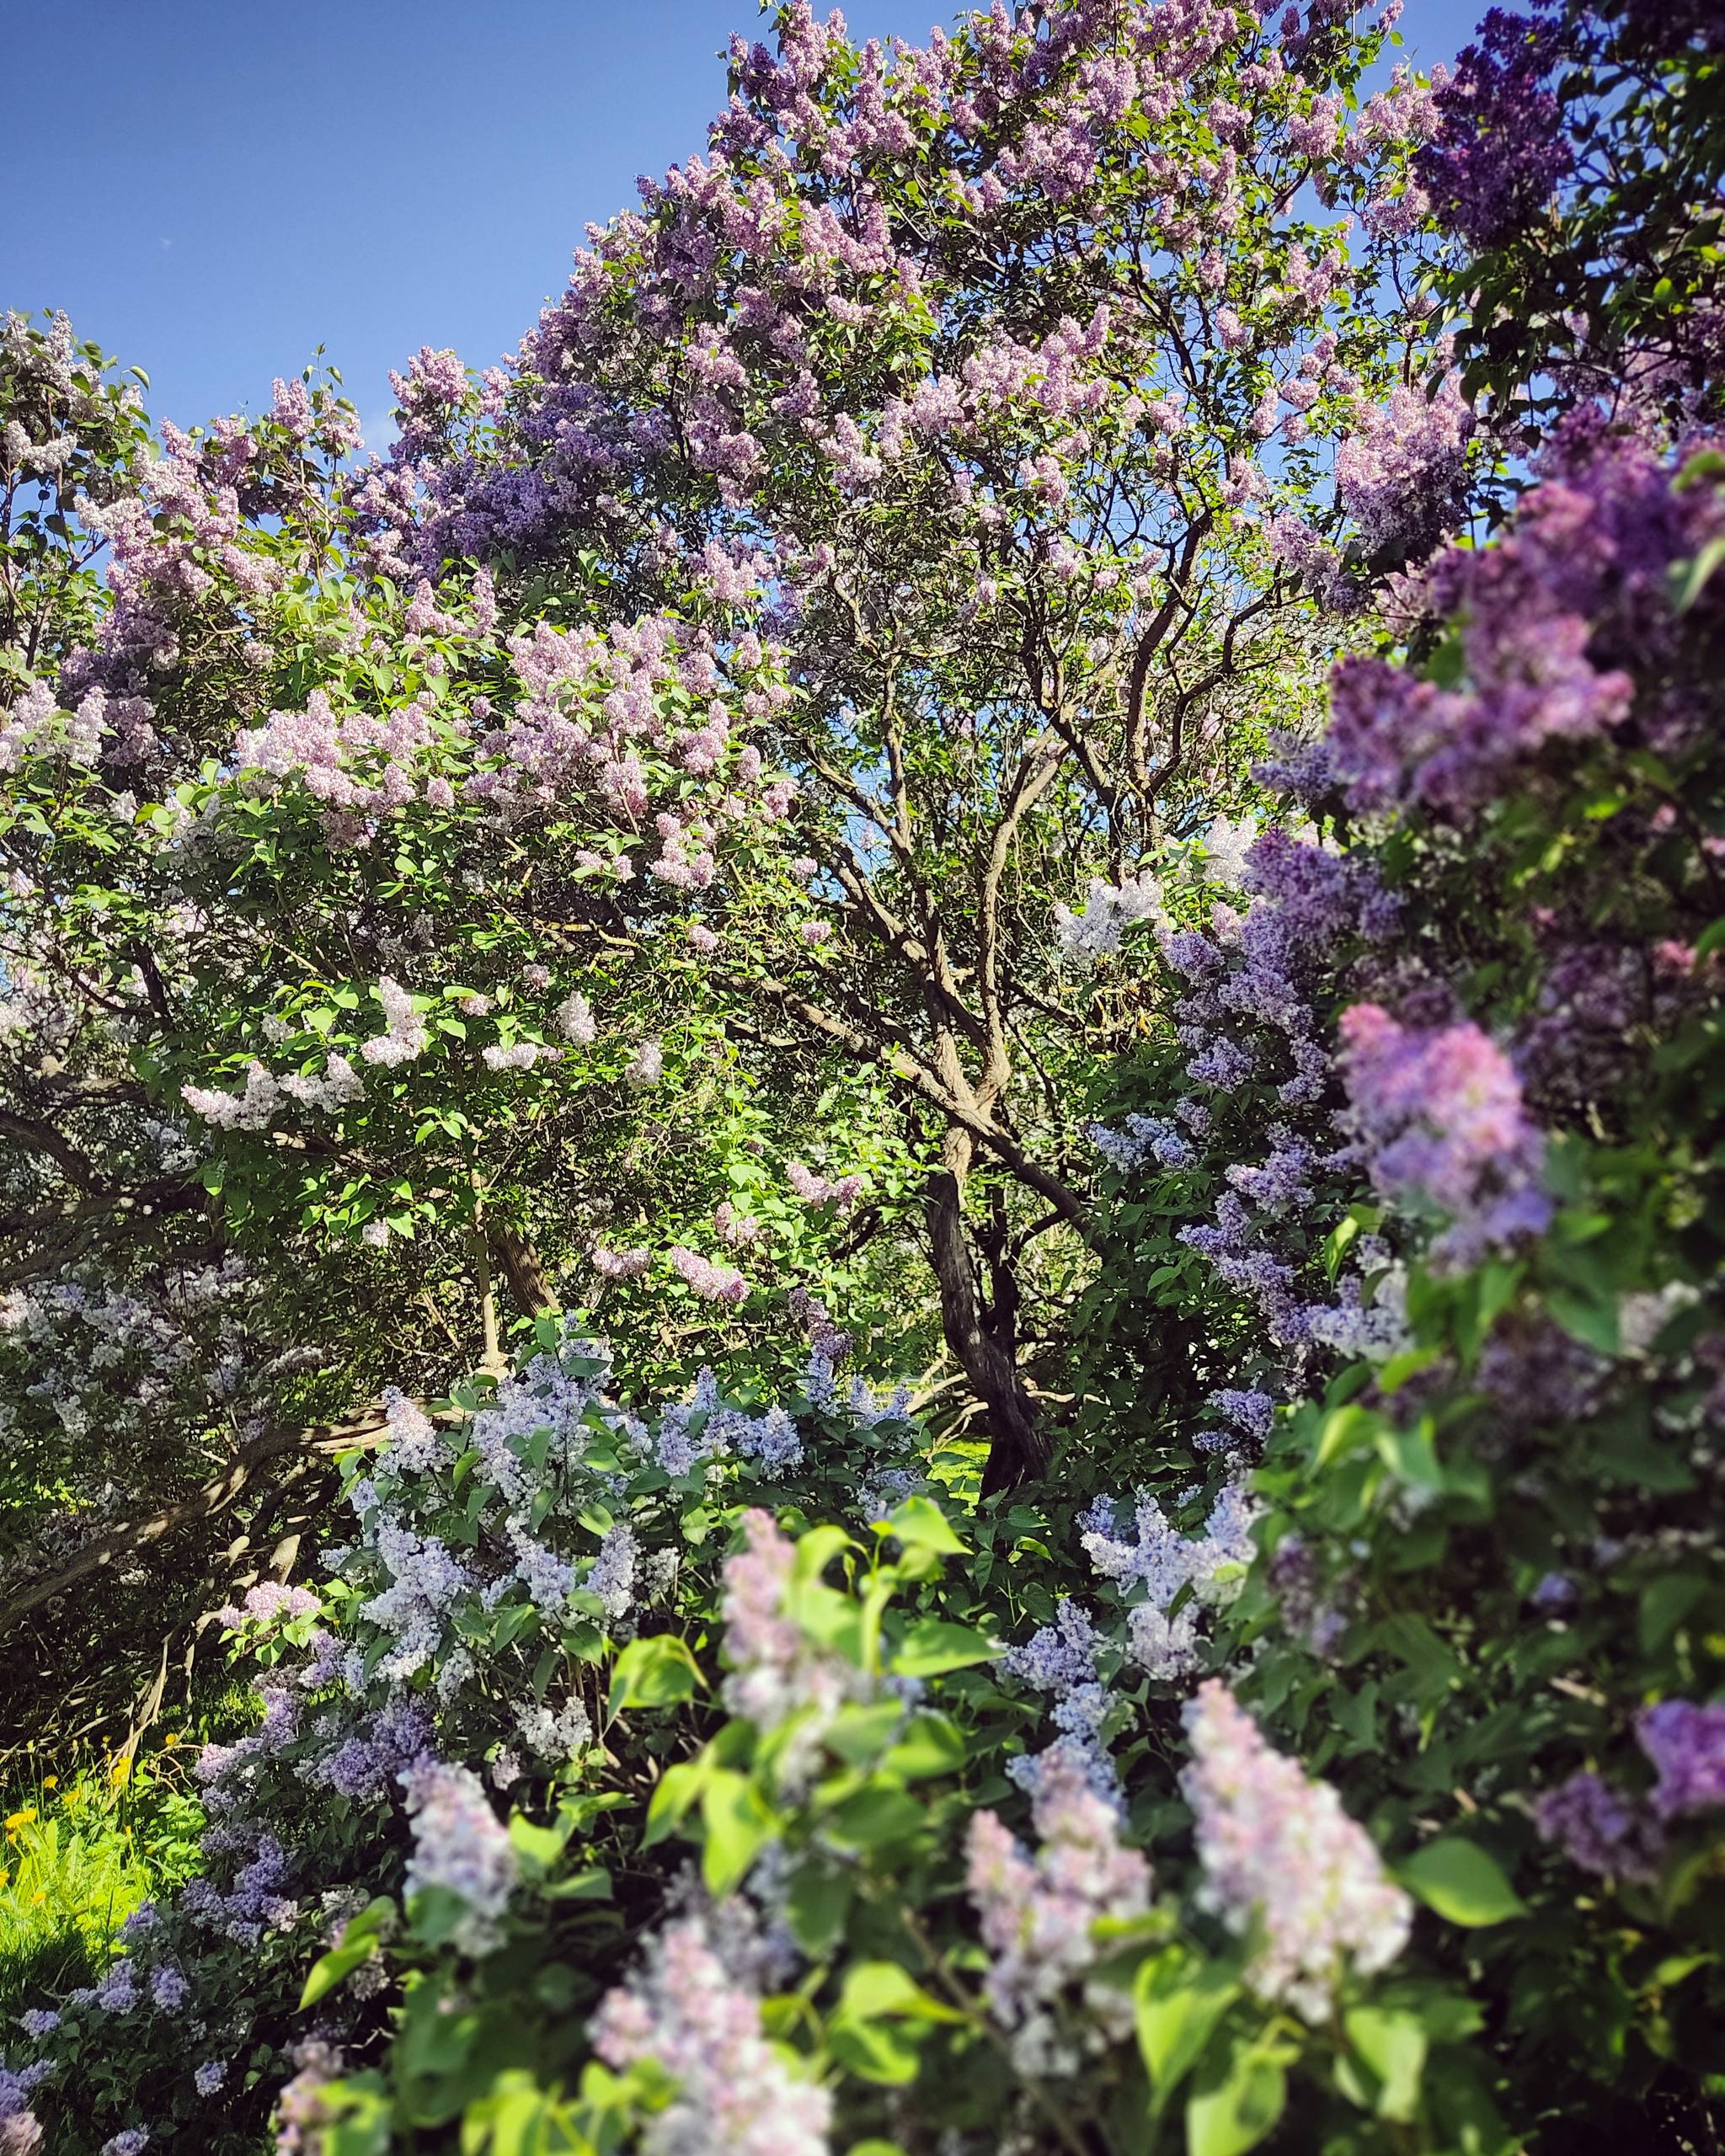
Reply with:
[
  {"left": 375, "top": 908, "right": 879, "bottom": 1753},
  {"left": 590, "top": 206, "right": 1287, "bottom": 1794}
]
[
  {"left": 925, "top": 1129, "right": 1047, "bottom": 1495},
  {"left": 489, "top": 1223, "right": 558, "bottom": 1321}
]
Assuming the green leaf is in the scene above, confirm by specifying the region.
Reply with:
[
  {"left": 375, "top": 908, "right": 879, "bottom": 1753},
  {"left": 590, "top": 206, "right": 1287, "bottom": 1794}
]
[
  {"left": 1187, "top": 2039, "right": 1287, "bottom": 2156},
  {"left": 825, "top": 1784, "right": 925, "bottom": 1849},
  {"left": 825, "top": 1700, "right": 906, "bottom": 1764},
  {"left": 1398, "top": 1838, "right": 1526, "bottom": 1927},
  {"left": 1344, "top": 2005, "right": 1428, "bottom": 2122},
  {"left": 608, "top": 1632, "right": 703, "bottom": 1719},
  {"left": 1315, "top": 1404, "right": 1375, "bottom": 1470},
  {"left": 884, "top": 1710, "right": 967, "bottom": 1780},
  {"left": 1546, "top": 1286, "right": 1621, "bottom": 1358},
  {"left": 298, "top": 1891, "right": 395, "bottom": 2005},
  {"left": 880, "top": 1495, "right": 966, "bottom": 1553},
  {"left": 508, "top": 1813, "right": 573, "bottom": 1873},
  {"left": 890, "top": 1619, "right": 999, "bottom": 1678},
  {"left": 1672, "top": 531, "right": 1725, "bottom": 612},
  {"left": 1375, "top": 1421, "right": 1444, "bottom": 1491},
  {"left": 1135, "top": 1950, "right": 1238, "bottom": 2105},
  {"left": 829, "top": 2015, "right": 921, "bottom": 2084},
  {"left": 787, "top": 1858, "right": 853, "bottom": 1956},
  {"left": 700, "top": 1770, "right": 777, "bottom": 1895},
  {"left": 1639, "top": 1573, "right": 1709, "bottom": 1655},
  {"left": 543, "top": 1865, "right": 614, "bottom": 1902},
  {"left": 837, "top": 1960, "right": 960, "bottom": 2021},
  {"left": 300, "top": 1934, "right": 380, "bottom": 2009},
  {"left": 792, "top": 1524, "right": 855, "bottom": 1582},
  {"left": 644, "top": 1758, "right": 711, "bottom": 1849}
]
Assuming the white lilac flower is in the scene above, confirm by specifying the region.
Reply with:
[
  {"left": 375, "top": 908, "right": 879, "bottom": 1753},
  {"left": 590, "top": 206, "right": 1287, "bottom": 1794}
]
[
  {"left": 358, "top": 974, "right": 428, "bottom": 1066},
  {"left": 514, "top": 1694, "right": 593, "bottom": 1759},
  {"left": 1182, "top": 1681, "right": 1412, "bottom": 2020},
  {"left": 587, "top": 1523, "right": 638, "bottom": 1625},
  {"left": 1053, "top": 871, "right": 1168, "bottom": 963},
  {"left": 590, "top": 1912, "right": 832, "bottom": 2155}
]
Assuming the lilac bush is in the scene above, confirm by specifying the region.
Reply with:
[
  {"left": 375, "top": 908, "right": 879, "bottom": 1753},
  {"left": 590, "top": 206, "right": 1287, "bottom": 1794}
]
[{"left": 2, "top": 0, "right": 1723, "bottom": 2149}]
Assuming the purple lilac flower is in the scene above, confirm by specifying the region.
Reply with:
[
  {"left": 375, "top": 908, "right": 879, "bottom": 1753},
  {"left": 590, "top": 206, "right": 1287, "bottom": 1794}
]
[
  {"left": 1533, "top": 1770, "right": 1664, "bottom": 1882},
  {"left": 398, "top": 1758, "right": 517, "bottom": 1956},
  {"left": 194, "top": 2060, "right": 229, "bottom": 2097},
  {"left": 1336, "top": 376, "right": 1473, "bottom": 564},
  {"left": 1266, "top": 1534, "right": 1348, "bottom": 1658},
  {"left": 1004, "top": 1602, "right": 1117, "bottom": 1796},
  {"left": 93, "top": 1962, "right": 139, "bottom": 2013},
  {"left": 1322, "top": 431, "right": 1720, "bottom": 818},
  {"left": 1637, "top": 1700, "right": 1725, "bottom": 1820},
  {"left": 1414, "top": 6, "right": 1573, "bottom": 249},
  {"left": 1206, "top": 1387, "right": 1275, "bottom": 1447},
  {"left": 1081, "top": 1484, "right": 1258, "bottom": 1681},
  {"left": 274, "top": 2038, "right": 344, "bottom": 2153},
  {"left": 1338, "top": 1004, "right": 1551, "bottom": 1268},
  {"left": 100, "top": 2134, "right": 149, "bottom": 2156},
  {"left": 721, "top": 1509, "right": 872, "bottom": 1784},
  {"left": 1087, "top": 1113, "right": 1194, "bottom": 1172}
]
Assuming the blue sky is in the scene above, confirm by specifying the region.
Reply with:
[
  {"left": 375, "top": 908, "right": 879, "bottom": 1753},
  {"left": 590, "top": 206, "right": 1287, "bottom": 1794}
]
[{"left": 3, "top": 0, "right": 1483, "bottom": 445}]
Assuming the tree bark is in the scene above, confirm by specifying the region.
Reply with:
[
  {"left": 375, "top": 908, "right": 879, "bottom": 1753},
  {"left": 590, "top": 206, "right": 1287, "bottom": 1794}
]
[
  {"left": 490, "top": 1223, "right": 558, "bottom": 1320},
  {"left": 925, "top": 1130, "right": 1047, "bottom": 1495},
  {"left": 0, "top": 1401, "right": 459, "bottom": 1638}
]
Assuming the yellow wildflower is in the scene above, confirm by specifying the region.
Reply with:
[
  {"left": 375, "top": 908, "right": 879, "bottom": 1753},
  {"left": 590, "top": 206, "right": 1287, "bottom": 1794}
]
[{"left": 3, "top": 1806, "right": 37, "bottom": 1831}]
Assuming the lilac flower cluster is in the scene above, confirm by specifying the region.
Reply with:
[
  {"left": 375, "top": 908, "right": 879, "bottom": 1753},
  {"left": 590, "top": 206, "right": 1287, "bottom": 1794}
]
[
  {"left": 1335, "top": 375, "right": 1473, "bottom": 563},
  {"left": 216, "top": 1582, "right": 319, "bottom": 1631},
  {"left": 1086, "top": 1113, "right": 1194, "bottom": 1173},
  {"left": 1081, "top": 1484, "right": 1258, "bottom": 1682},
  {"left": 720, "top": 1509, "right": 872, "bottom": 1785},
  {"left": 1182, "top": 1681, "right": 1413, "bottom": 2020},
  {"left": 398, "top": 1758, "right": 518, "bottom": 1956},
  {"left": 1338, "top": 1003, "right": 1551, "bottom": 1268},
  {"left": 786, "top": 1159, "right": 864, "bottom": 1212},
  {"left": 655, "top": 1381, "right": 804, "bottom": 1478},
  {"left": 668, "top": 1244, "right": 750, "bottom": 1305},
  {"left": 1054, "top": 872, "right": 1168, "bottom": 963},
  {"left": 1637, "top": 1700, "right": 1725, "bottom": 1820},
  {"left": 1265, "top": 1532, "right": 1349, "bottom": 1659},
  {"left": 591, "top": 1910, "right": 832, "bottom": 2155},
  {"left": 1003, "top": 1601, "right": 1116, "bottom": 1799},
  {"left": 1533, "top": 1772, "right": 1664, "bottom": 1884},
  {"left": 0, "top": 2062, "right": 48, "bottom": 2155},
  {"left": 966, "top": 1747, "right": 1151, "bottom": 2075},
  {"left": 1326, "top": 426, "right": 1722, "bottom": 816},
  {"left": 1204, "top": 1386, "right": 1275, "bottom": 1451},
  {"left": 1414, "top": 4, "right": 1573, "bottom": 248},
  {"left": 1538, "top": 1694, "right": 1725, "bottom": 1890}
]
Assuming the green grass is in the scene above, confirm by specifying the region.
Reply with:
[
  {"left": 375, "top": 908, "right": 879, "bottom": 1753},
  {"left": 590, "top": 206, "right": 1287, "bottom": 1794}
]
[{"left": 1, "top": 1749, "right": 206, "bottom": 2014}]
